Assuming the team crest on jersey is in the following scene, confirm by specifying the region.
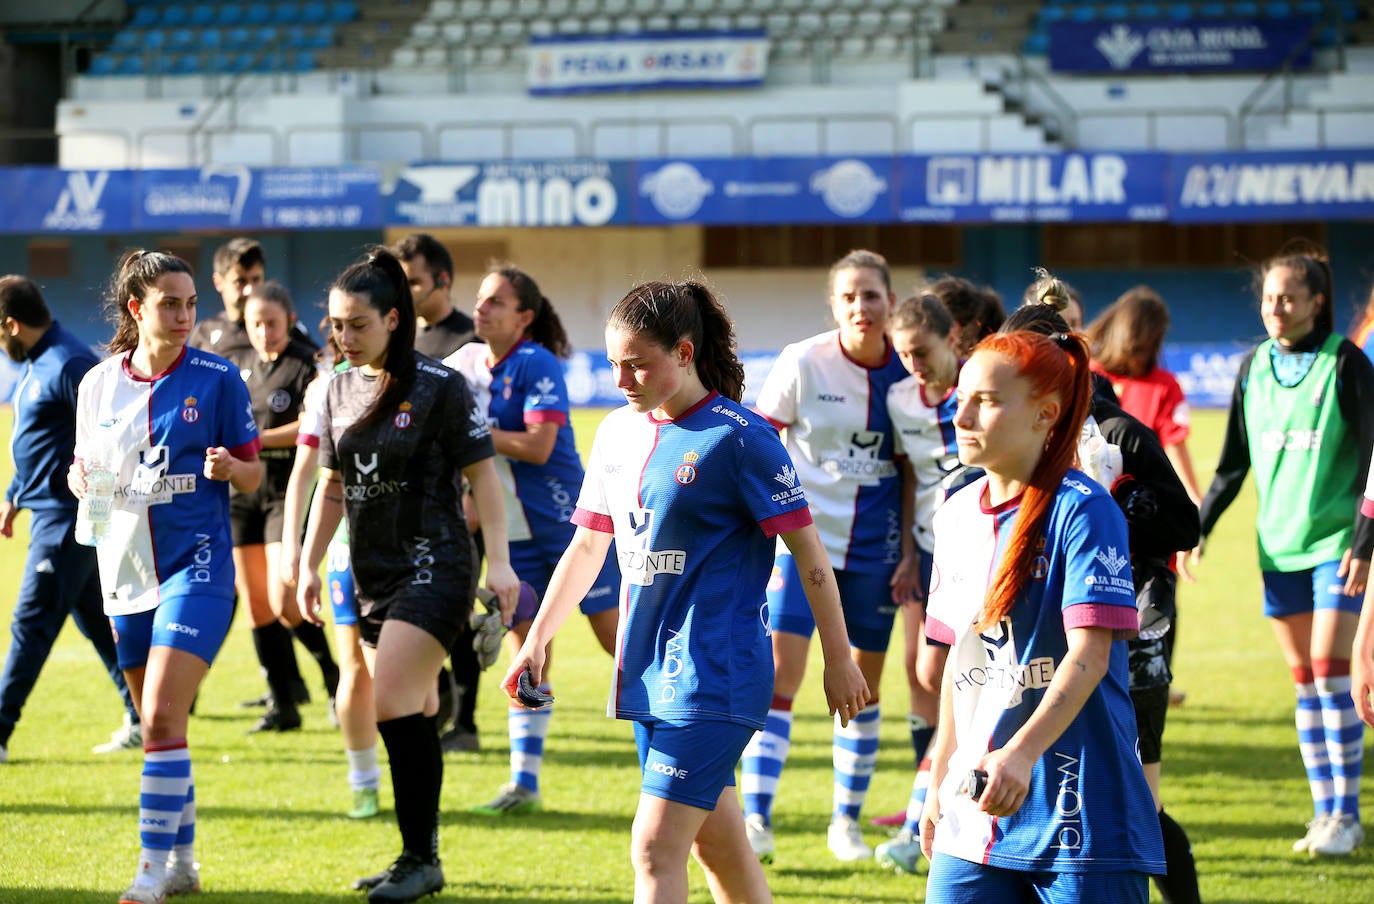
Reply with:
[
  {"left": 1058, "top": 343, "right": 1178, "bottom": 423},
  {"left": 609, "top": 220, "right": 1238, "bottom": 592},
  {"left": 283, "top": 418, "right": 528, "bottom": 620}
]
[
  {"left": 501, "top": 376, "right": 512, "bottom": 401},
  {"left": 181, "top": 397, "right": 199, "bottom": 423},
  {"left": 674, "top": 450, "right": 699, "bottom": 485},
  {"left": 394, "top": 401, "right": 412, "bottom": 430},
  {"left": 269, "top": 389, "right": 292, "bottom": 413},
  {"left": 1031, "top": 555, "right": 1049, "bottom": 580}
]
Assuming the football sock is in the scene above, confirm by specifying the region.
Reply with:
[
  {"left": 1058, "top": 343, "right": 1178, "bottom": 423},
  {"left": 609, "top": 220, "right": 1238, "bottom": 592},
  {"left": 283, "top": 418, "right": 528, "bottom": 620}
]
[
  {"left": 509, "top": 685, "right": 553, "bottom": 794},
  {"left": 901, "top": 749, "right": 935, "bottom": 836},
  {"left": 169, "top": 778, "right": 195, "bottom": 868},
  {"left": 253, "top": 623, "right": 301, "bottom": 712},
  {"left": 292, "top": 621, "right": 339, "bottom": 697},
  {"left": 346, "top": 744, "right": 382, "bottom": 792},
  {"left": 135, "top": 739, "right": 190, "bottom": 887},
  {"left": 741, "top": 694, "right": 794, "bottom": 826},
  {"left": 833, "top": 700, "right": 881, "bottom": 821},
  {"left": 1293, "top": 667, "right": 1334, "bottom": 819},
  {"left": 378, "top": 712, "right": 442, "bottom": 860},
  {"left": 449, "top": 629, "right": 482, "bottom": 734},
  {"left": 1314, "top": 658, "right": 1363, "bottom": 820},
  {"left": 1154, "top": 808, "right": 1200, "bottom": 904},
  {"left": 908, "top": 714, "right": 934, "bottom": 767}
]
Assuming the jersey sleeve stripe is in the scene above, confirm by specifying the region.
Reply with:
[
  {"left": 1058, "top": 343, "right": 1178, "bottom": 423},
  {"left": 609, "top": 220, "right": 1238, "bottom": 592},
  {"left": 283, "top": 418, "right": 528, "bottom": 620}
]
[
  {"left": 228, "top": 438, "right": 263, "bottom": 460},
  {"left": 1362, "top": 496, "right": 1374, "bottom": 519},
  {"left": 296, "top": 433, "right": 321, "bottom": 448},
  {"left": 1062, "top": 602, "right": 1138, "bottom": 633},
  {"left": 925, "top": 616, "right": 956, "bottom": 645},
  {"left": 572, "top": 507, "right": 614, "bottom": 533},
  {"left": 759, "top": 508, "right": 812, "bottom": 539},
  {"left": 524, "top": 410, "right": 568, "bottom": 426}
]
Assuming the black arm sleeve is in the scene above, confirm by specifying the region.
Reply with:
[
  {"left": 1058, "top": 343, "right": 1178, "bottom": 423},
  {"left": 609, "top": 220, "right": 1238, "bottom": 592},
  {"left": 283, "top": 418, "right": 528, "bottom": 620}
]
[
  {"left": 1197, "top": 348, "right": 1256, "bottom": 539},
  {"left": 1095, "top": 400, "right": 1200, "bottom": 559},
  {"left": 1335, "top": 340, "right": 1374, "bottom": 560}
]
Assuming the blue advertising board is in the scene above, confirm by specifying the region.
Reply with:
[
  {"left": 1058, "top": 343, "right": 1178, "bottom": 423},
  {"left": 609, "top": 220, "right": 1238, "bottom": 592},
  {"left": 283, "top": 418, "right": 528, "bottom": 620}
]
[
  {"left": 1049, "top": 17, "right": 1314, "bottom": 74},
  {"left": 385, "top": 160, "right": 633, "bottom": 228},
  {"left": 634, "top": 157, "right": 894, "bottom": 224},
  {"left": 0, "top": 166, "right": 380, "bottom": 234},
  {"left": 896, "top": 152, "right": 1170, "bottom": 223},
  {"left": 1171, "top": 148, "right": 1374, "bottom": 222}
]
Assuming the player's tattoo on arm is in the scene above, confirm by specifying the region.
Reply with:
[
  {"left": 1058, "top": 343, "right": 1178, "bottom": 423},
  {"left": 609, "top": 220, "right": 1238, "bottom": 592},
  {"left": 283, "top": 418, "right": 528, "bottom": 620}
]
[
  {"left": 807, "top": 567, "right": 827, "bottom": 588},
  {"left": 1071, "top": 658, "right": 1087, "bottom": 673},
  {"left": 325, "top": 493, "right": 343, "bottom": 504}
]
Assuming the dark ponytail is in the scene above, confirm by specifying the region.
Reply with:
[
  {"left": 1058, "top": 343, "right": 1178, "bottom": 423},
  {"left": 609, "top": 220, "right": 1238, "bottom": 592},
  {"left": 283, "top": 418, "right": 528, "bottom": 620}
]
[
  {"left": 332, "top": 246, "right": 416, "bottom": 433},
  {"left": 608, "top": 281, "right": 745, "bottom": 403},
  {"left": 493, "top": 266, "right": 572, "bottom": 359},
  {"left": 104, "top": 249, "right": 194, "bottom": 354}
]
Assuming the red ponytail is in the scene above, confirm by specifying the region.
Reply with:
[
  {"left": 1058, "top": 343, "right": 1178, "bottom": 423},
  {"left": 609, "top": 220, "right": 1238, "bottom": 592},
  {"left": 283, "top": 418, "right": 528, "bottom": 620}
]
[{"left": 973, "top": 331, "right": 1092, "bottom": 631}]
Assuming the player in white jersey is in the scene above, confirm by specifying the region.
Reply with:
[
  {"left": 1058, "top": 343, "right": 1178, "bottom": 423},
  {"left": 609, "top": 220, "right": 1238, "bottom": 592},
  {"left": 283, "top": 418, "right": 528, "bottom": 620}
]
[
  {"left": 1358, "top": 456, "right": 1374, "bottom": 726},
  {"left": 295, "top": 249, "right": 520, "bottom": 903},
  {"left": 872, "top": 293, "right": 970, "bottom": 871},
  {"left": 500, "top": 280, "right": 868, "bottom": 904},
  {"left": 740, "top": 249, "right": 910, "bottom": 863},
  {"left": 918, "top": 329, "right": 1162, "bottom": 903},
  {"left": 71, "top": 250, "right": 263, "bottom": 904}
]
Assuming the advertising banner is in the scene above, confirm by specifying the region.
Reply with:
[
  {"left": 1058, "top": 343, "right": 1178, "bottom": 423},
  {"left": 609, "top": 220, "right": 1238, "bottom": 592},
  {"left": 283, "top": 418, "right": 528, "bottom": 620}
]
[
  {"left": 527, "top": 30, "right": 768, "bottom": 96},
  {"left": 1048, "top": 17, "right": 1314, "bottom": 74}
]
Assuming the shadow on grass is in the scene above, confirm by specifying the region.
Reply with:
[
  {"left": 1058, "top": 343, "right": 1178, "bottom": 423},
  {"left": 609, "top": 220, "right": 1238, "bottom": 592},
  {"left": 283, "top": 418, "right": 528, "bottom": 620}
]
[{"left": 0, "top": 889, "right": 625, "bottom": 904}]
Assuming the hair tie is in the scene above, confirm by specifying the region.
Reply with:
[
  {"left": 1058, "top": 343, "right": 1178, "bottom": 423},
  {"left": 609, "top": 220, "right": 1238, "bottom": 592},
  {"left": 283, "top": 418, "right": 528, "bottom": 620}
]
[{"left": 1050, "top": 332, "right": 1073, "bottom": 349}]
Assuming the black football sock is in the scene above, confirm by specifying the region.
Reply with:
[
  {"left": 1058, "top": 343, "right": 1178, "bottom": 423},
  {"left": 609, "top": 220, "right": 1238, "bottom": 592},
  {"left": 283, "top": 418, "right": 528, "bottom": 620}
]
[
  {"left": 1154, "top": 808, "right": 1201, "bottom": 904},
  {"left": 378, "top": 712, "right": 442, "bottom": 861},
  {"left": 292, "top": 621, "right": 339, "bottom": 697}
]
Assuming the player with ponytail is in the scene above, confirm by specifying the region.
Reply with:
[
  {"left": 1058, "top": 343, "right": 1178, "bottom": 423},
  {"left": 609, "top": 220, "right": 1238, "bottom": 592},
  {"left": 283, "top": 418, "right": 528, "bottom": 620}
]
[
  {"left": 502, "top": 280, "right": 867, "bottom": 904},
  {"left": 918, "top": 328, "right": 1163, "bottom": 903}
]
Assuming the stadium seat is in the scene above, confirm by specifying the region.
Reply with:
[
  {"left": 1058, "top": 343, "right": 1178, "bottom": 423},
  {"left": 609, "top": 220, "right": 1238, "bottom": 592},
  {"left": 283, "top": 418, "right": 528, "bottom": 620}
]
[
  {"left": 171, "top": 53, "right": 201, "bottom": 75},
  {"left": 116, "top": 54, "right": 145, "bottom": 76},
  {"left": 216, "top": 5, "right": 245, "bottom": 27},
  {"left": 245, "top": 4, "right": 272, "bottom": 26},
  {"left": 1262, "top": 1, "right": 1293, "bottom": 16},
  {"left": 459, "top": 0, "right": 484, "bottom": 18},
  {"left": 431, "top": 0, "right": 458, "bottom": 16},
  {"left": 528, "top": 18, "right": 554, "bottom": 36},
  {"left": 143, "top": 30, "right": 167, "bottom": 49},
  {"left": 1198, "top": 1, "right": 1227, "bottom": 16},
  {"left": 190, "top": 5, "right": 216, "bottom": 28},
  {"left": 161, "top": 6, "right": 188, "bottom": 28},
  {"left": 201, "top": 28, "right": 223, "bottom": 50},
  {"left": 256, "top": 26, "right": 280, "bottom": 44},
  {"left": 289, "top": 49, "right": 317, "bottom": 71},
  {"left": 1069, "top": 6, "right": 1098, "bottom": 21},
  {"left": 489, "top": 0, "right": 514, "bottom": 17},
  {"left": 130, "top": 7, "right": 159, "bottom": 29},
  {"left": 274, "top": 3, "right": 303, "bottom": 24},
  {"left": 89, "top": 53, "right": 119, "bottom": 76},
  {"left": 1024, "top": 30, "right": 1049, "bottom": 54},
  {"left": 1293, "top": 0, "right": 1321, "bottom": 13},
  {"left": 225, "top": 27, "right": 253, "bottom": 49},
  {"left": 301, "top": 1, "right": 329, "bottom": 24},
  {"left": 1134, "top": 2, "right": 1162, "bottom": 18},
  {"left": 1103, "top": 3, "right": 1130, "bottom": 19},
  {"left": 112, "top": 30, "right": 142, "bottom": 51},
  {"left": 1166, "top": 3, "right": 1193, "bottom": 19},
  {"left": 1041, "top": 6, "right": 1069, "bottom": 22},
  {"left": 443, "top": 21, "right": 469, "bottom": 40},
  {"left": 167, "top": 28, "right": 197, "bottom": 50},
  {"left": 1230, "top": 1, "right": 1260, "bottom": 15},
  {"left": 328, "top": 1, "right": 359, "bottom": 22}
]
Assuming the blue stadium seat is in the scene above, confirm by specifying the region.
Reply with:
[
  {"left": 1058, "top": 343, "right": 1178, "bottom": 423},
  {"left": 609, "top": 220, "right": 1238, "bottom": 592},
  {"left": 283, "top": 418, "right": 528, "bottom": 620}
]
[
  {"left": 200, "top": 28, "right": 223, "bottom": 50},
  {"left": 143, "top": 29, "right": 167, "bottom": 49},
  {"left": 228, "top": 51, "right": 257, "bottom": 73},
  {"left": 1263, "top": 1, "right": 1292, "bottom": 15},
  {"left": 171, "top": 54, "right": 201, "bottom": 75},
  {"left": 129, "top": 7, "right": 159, "bottom": 29},
  {"left": 1166, "top": 2, "right": 1193, "bottom": 19},
  {"left": 167, "top": 28, "right": 196, "bottom": 50},
  {"left": 116, "top": 54, "right": 145, "bottom": 76},
  {"left": 225, "top": 26, "right": 253, "bottom": 48},
  {"left": 1293, "top": 0, "right": 1321, "bottom": 13},
  {"left": 1102, "top": 3, "right": 1130, "bottom": 20},
  {"left": 89, "top": 54, "right": 119, "bottom": 76},
  {"left": 112, "top": 29, "right": 142, "bottom": 51},
  {"left": 1069, "top": 6, "right": 1098, "bottom": 21},
  {"left": 1023, "top": 31, "right": 1049, "bottom": 54},
  {"left": 328, "top": 1, "right": 359, "bottom": 23},
  {"left": 256, "top": 25, "right": 280, "bottom": 44},
  {"left": 1041, "top": 6, "right": 1069, "bottom": 22},
  {"left": 190, "top": 5, "right": 216, "bottom": 28},
  {"left": 283, "top": 24, "right": 308, "bottom": 46},
  {"left": 274, "top": 3, "right": 303, "bottom": 24},
  {"left": 216, "top": 5, "right": 244, "bottom": 26},
  {"left": 1198, "top": 1, "right": 1227, "bottom": 16},
  {"left": 302, "top": 1, "right": 329, "bottom": 23},
  {"left": 245, "top": 4, "right": 273, "bottom": 26},
  {"left": 307, "top": 25, "right": 335, "bottom": 47},
  {"left": 1134, "top": 2, "right": 1162, "bottom": 18},
  {"left": 291, "top": 49, "right": 317, "bottom": 70},
  {"left": 257, "top": 50, "right": 286, "bottom": 71},
  {"left": 1230, "top": 1, "right": 1260, "bottom": 16},
  {"left": 161, "top": 6, "right": 188, "bottom": 28}
]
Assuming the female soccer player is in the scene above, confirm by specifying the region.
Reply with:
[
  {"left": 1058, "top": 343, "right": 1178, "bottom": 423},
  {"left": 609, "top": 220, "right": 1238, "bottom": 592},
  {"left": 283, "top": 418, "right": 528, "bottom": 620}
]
[
  {"left": 71, "top": 249, "right": 263, "bottom": 904},
  {"left": 443, "top": 265, "right": 620, "bottom": 816},
  {"left": 1086, "top": 286, "right": 1203, "bottom": 508},
  {"left": 226, "top": 282, "right": 338, "bottom": 733},
  {"left": 501, "top": 279, "right": 868, "bottom": 904},
  {"left": 871, "top": 293, "right": 969, "bottom": 871},
  {"left": 1197, "top": 246, "right": 1374, "bottom": 857},
  {"left": 295, "top": 248, "right": 519, "bottom": 902},
  {"left": 918, "top": 328, "right": 1163, "bottom": 902},
  {"left": 740, "top": 249, "right": 910, "bottom": 864},
  {"left": 280, "top": 321, "right": 381, "bottom": 819}
]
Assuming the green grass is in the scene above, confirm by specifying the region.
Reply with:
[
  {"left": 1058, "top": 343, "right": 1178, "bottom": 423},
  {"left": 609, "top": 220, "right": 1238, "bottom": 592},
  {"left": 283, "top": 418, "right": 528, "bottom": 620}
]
[{"left": 0, "top": 407, "right": 1370, "bottom": 903}]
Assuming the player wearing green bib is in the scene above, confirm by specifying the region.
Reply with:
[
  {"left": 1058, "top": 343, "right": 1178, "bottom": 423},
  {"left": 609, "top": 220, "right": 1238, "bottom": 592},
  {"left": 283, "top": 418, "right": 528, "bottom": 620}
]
[{"left": 1197, "top": 246, "right": 1374, "bottom": 858}]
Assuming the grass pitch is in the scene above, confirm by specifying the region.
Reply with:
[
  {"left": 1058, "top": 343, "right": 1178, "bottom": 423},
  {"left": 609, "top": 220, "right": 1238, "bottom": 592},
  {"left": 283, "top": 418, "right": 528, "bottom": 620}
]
[{"left": 0, "top": 407, "right": 1370, "bottom": 902}]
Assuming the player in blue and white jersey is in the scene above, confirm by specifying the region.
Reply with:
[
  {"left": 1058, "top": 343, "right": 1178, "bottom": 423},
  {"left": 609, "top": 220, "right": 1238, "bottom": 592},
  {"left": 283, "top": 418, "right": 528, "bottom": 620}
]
[
  {"left": 444, "top": 265, "right": 620, "bottom": 816},
  {"left": 295, "top": 248, "right": 520, "bottom": 903},
  {"left": 71, "top": 250, "right": 263, "bottom": 904},
  {"left": 740, "top": 249, "right": 910, "bottom": 864},
  {"left": 501, "top": 281, "right": 868, "bottom": 904},
  {"left": 918, "top": 329, "right": 1162, "bottom": 904},
  {"left": 872, "top": 293, "right": 971, "bottom": 870}
]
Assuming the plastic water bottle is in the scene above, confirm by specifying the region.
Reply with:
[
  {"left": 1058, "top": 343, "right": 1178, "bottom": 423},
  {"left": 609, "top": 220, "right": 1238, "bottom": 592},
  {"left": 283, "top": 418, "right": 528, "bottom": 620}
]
[{"left": 75, "top": 462, "right": 116, "bottom": 547}]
